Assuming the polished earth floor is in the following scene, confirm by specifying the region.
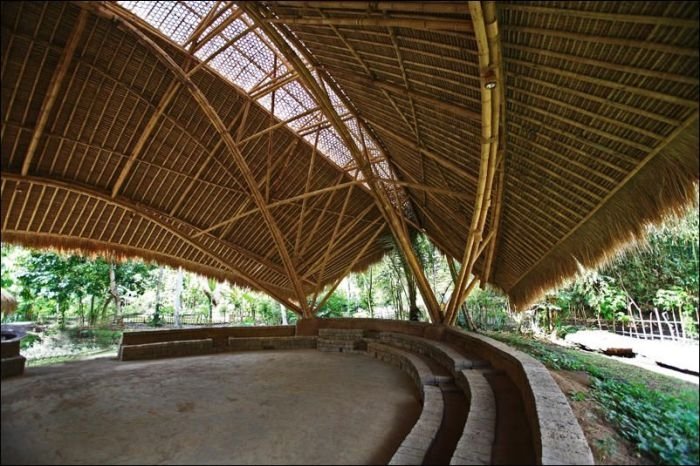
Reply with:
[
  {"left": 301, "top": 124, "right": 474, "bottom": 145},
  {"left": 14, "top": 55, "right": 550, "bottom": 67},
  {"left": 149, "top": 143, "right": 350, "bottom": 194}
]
[{"left": 2, "top": 350, "right": 421, "bottom": 464}]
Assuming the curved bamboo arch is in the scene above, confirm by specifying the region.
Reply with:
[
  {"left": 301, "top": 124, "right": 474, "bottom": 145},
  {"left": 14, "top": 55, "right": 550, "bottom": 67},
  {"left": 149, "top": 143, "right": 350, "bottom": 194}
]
[
  {"left": 76, "top": 2, "right": 311, "bottom": 316},
  {"left": 444, "top": 1, "right": 505, "bottom": 325},
  {"left": 2, "top": 172, "right": 303, "bottom": 314}
]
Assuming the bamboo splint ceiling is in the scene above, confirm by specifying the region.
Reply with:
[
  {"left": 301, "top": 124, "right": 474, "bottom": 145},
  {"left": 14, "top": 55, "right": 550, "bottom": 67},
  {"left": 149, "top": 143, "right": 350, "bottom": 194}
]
[{"left": 1, "top": 1, "right": 698, "bottom": 312}]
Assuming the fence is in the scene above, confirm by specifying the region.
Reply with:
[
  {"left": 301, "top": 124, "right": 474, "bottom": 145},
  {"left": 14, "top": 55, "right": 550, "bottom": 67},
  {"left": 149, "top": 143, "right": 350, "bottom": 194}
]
[
  {"left": 566, "top": 307, "right": 699, "bottom": 343},
  {"left": 120, "top": 314, "right": 229, "bottom": 326}
]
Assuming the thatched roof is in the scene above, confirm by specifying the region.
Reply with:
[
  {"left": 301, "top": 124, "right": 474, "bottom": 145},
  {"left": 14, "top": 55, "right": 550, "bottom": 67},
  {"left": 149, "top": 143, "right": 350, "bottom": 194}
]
[
  {"left": 1, "top": 291, "right": 18, "bottom": 315},
  {"left": 1, "top": 2, "right": 698, "bottom": 316}
]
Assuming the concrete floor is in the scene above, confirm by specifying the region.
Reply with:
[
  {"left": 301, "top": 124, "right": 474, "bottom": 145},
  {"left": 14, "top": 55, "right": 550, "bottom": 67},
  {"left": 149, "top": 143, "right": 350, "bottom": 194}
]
[{"left": 2, "top": 350, "right": 421, "bottom": 465}]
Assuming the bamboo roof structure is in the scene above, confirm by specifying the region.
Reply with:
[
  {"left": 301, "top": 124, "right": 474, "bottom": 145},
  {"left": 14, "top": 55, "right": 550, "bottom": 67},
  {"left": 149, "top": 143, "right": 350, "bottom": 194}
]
[{"left": 1, "top": 1, "right": 698, "bottom": 318}]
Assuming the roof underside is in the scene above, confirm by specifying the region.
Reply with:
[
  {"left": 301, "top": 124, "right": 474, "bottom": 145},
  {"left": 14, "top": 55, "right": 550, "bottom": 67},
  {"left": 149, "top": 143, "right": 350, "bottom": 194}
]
[{"left": 1, "top": 1, "right": 698, "bottom": 310}]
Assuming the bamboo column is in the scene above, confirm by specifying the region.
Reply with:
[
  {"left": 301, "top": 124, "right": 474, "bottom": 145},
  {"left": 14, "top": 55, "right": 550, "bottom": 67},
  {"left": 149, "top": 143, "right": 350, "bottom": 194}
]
[{"left": 445, "top": 1, "right": 504, "bottom": 325}]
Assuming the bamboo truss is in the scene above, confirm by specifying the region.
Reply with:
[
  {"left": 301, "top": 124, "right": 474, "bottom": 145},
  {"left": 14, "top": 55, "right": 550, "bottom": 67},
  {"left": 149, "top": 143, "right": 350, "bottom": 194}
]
[{"left": 2, "top": 1, "right": 698, "bottom": 319}]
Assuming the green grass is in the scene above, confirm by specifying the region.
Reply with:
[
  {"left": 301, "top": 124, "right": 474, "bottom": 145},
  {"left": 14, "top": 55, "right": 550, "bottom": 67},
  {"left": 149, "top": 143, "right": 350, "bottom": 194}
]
[{"left": 486, "top": 331, "right": 699, "bottom": 465}]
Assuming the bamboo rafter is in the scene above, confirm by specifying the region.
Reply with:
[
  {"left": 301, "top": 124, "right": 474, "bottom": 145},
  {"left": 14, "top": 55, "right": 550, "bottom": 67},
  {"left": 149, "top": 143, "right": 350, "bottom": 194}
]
[
  {"left": 2, "top": 172, "right": 304, "bottom": 314},
  {"left": 80, "top": 2, "right": 314, "bottom": 315}
]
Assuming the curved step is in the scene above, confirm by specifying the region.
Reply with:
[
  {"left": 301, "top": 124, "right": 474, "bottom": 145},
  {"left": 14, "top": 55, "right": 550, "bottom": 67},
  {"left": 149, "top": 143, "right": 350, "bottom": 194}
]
[
  {"left": 450, "top": 369, "right": 497, "bottom": 465},
  {"left": 119, "top": 338, "right": 214, "bottom": 360},
  {"left": 378, "top": 332, "right": 485, "bottom": 375},
  {"left": 366, "top": 341, "right": 440, "bottom": 389},
  {"left": 389, "top": 385, "right": 444, "bottom": 465}
]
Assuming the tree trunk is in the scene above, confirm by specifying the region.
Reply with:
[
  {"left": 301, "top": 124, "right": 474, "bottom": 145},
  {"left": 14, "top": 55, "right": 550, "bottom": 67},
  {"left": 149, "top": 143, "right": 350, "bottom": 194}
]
[
  {"left": 174, "top": 267, "right": 183, "bottom": 328},
  {"left": 367, "top": 267, "right": 374, "bottom": 318},
  {"left": 89, "top": 295, "right": 95, "bottom": 327},
  {"left": 154, "top": 267, "right": 163, "bottom": 326},
  {"left": 78, "top": 296, "right": 84, "bottom": 327},
  {"left": 109, "top": 262, "right": 121, "bottom": 323},
  {"left": 280, "top": 303, "right": 288, "bottom": 325}
]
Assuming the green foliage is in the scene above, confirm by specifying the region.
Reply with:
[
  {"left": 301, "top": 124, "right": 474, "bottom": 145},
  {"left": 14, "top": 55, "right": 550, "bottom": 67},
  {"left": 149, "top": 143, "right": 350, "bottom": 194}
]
[
  {"left": 593, "top": 378, "right": 699, "bottom": 465},
  {"left": 67, "top": 328, "right": 122, "bottom": 347},
  {"left": 20, "top": 332, "right": 41, "bottom": 350},
  {"left": 570, "top": 390, "right": 587, "bottom": 402},
  {"left": 316, "top": 292, "right": 349, "bottom": 318},
  {"left": 487, "top": 331, "right": 699, "bottom": 465}
]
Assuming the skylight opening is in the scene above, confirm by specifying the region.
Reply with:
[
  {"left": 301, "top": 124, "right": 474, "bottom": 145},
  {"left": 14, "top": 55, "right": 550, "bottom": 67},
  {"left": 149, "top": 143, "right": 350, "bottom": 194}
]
[{"left": 118, "top": 1, "right": 408, "bottom": 208}]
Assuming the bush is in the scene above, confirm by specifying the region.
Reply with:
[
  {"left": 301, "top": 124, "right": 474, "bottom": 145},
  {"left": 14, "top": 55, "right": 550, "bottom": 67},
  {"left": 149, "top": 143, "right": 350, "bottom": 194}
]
[{"left": 593, "top": 378, "right": 699, "bottom": 465}]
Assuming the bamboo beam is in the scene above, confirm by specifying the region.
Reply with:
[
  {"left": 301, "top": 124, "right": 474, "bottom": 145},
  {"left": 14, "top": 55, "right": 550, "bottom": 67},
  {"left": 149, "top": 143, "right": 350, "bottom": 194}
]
[
  {"left": 324, "top": 66, "right": 481, "bottom": 121},
  {"left": 294, "top": 130, "right": 320, "bottom": 258},
  {"left": 298, "top": 202, "right": 377, "bottom": 277},
  {"left": 185, "top": 1, "right": 227, "bottom": 48},
  {"left": 509, "top": 111, "right": 700, "bottom": 295},
  {"left": 502, "top": 24, "right": 699, "bottom": 58},
  {"left": 449, "top": 275, "right": 479, "bottom": 325},
  {"left": 2, "top": 172, "right": 303, "bottom": 315},
  {"left": 445, "top": 1, "right": 503, "bottom": 325},
  {"left": 311, "top": 220, "right": 386, "bottom": 314},
  {"left": 21, "top": 9, "right": 88, "bottom": 176},
  {"left": 271, "top": 2, "right": 472, "bottom": 15},
  {"left": 82, "top": 2, "right": 310, "bottom": 316},
  {"left": 191, "top": 7, "right": 244, "bottom": 54},
  {"left": 192, "top": 181, "right": 359, "bottom": 238},
  {"left": 504, "top": 42, "right": 698, "bottom": 86},
  {"left": 238, "top": 107, "right": 319, "bottom": 144},
  {"left": 311, "top": 184, "right": 355, "bottom": 300},
  {"left": 267, "top": 15, "right": 474, "bottom": 32},
  {"left": 111, "top": 81, "right": 180, "bottom": 198},
  {"left": 383, "top": 180, "right": 472, "bottom": 199},
  {"left": 250, "top": 72, "right": 298, "bottom": 99},
  {"left": 482, "top": 153, "right": 505, "bottom": 286},
  {"left": 363, "top": 115, "right": 478, "bottom": 184},
  {"left": 243, "top": 2, "right": 443, "bottom": 323}
]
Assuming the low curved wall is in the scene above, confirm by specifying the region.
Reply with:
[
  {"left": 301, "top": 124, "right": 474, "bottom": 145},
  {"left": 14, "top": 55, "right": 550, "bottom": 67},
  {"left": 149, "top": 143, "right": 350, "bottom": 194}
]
[
  {"left": 120, "top": 325, "right": 295, "bottom": 348},
  {"left": 117, "top": 318, "right": 593, "bottom": 465},
  {"left": 443, "top": 328, "right": 593, "bottom": 465}
]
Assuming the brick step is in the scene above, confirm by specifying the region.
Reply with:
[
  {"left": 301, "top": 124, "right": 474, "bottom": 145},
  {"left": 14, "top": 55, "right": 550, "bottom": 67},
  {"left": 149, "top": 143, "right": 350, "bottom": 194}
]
[
  {"left": 438, "top": 382, "right": 461, "bottom": 393},
  {"left": 317, "top": 337, "right": 357, "bottom": 352},
  {"left": 450, "top": 369, "right": 497, "bottom": 465}
]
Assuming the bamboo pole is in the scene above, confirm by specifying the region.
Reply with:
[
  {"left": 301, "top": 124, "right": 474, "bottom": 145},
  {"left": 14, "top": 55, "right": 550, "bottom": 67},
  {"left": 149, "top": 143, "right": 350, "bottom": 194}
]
[
  {"left": 81, "top": 2, "right": 311, "bottom": 316},
  {"left": 3, "top": 173, "right": 303, "bottom": 315},
  {"left": 312, "top": 221, "right": 386, "bottom": 314},
  {"left": 22, "top": 9, "right": 88, "bottom": 176},
  {"left": 499, "top": 3, "right": 699, "bottom": 28},
  {"left": 445, "top": 1, "right": 503, "bottom": 325},
  {"left": 267, "top": 15, "right": 474, "bottom": 32},
  {"left": 508, "top": 111, "right": 699, "bottom": 295},
  {"left": 243, "top": 3, "right": 444, "bottom": 323},
  {"left": 270, "top": 2, "right": 474, "bottom": 15}
]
